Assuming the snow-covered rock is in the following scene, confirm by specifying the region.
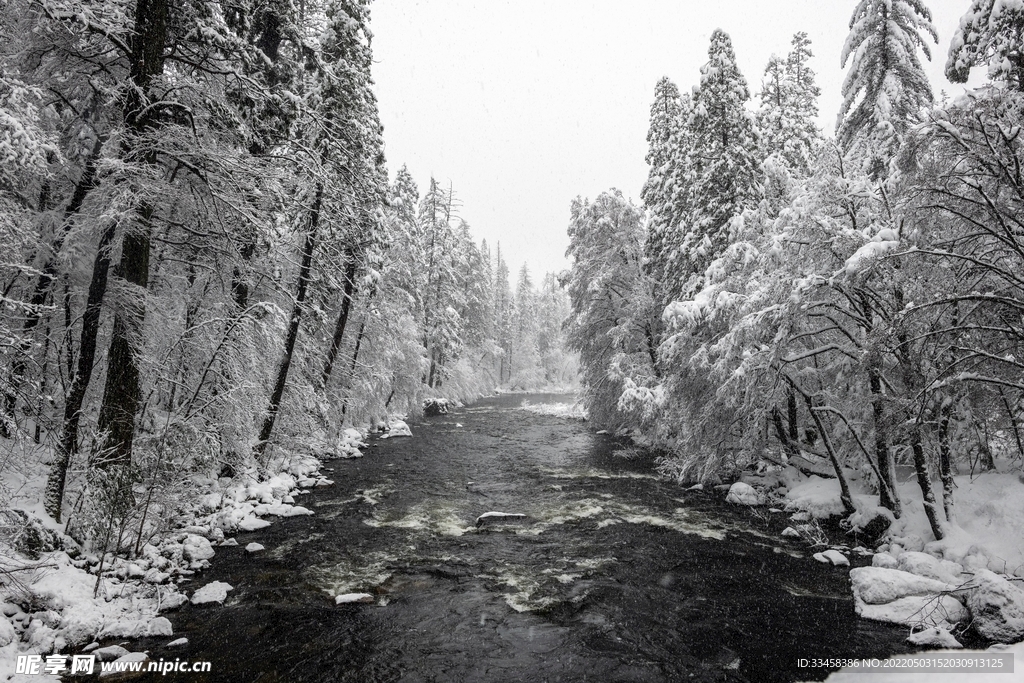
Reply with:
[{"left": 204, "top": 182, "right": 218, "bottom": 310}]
[
  {"left": 907, "top": 626, "right": 962, "bottom": 649},
  {"left": 190, "top": 581, "right": 233, "bottom": 605},
  {"left": 0, "top": 616, "right": 15, "bottom": 646},
  {"left": 813, "top": 549, "right": 850, "bottom": 567},
  {"left": 147, "top": 617, "right": 173, "bottom": 637},
  {"left": 94, "top": 645, "right": 130, "bottom": 661},
  {"left": 781, "top": 527, "right": 800, "bottom": 538},
  {"left": 896, "top": 551, "right": 964, "bottom": 584},
  {"left": 871, "top": 552, "right": 899, "bottom": 569},
  {"left": 845, "top": 507, "right": 893, "bottom": 544},
  {"left": 335, "top": 593, "right": 374, "bottom": 604},
  {"left": 167, "top": 637, "right": 188, "bottom": 647},
  {"left": 849, "top": 566, "right": 966, "bottom": 630},
  {"left": 182, "top": 534, "right": 215, "bottom": 562},
  {"left": 99, "top": 652, "right": 148, "bottom": 678},
  {"left": 380, "top": 420, "right": 412, "bottom": 438},
  {"left": 784, "top": 476, "right": 847, "bottom": 518},
  {"left": 475, "top": 511, "right": 527, "bottom": 526},
  {"left": 158, "top": 593, "right": 188, "bottom": 612},
  {"left": 245, "top": 542, "right": 265, "bottom": 553},
  {"left": 965, "top": 569, "right": 1024, "bottom": 643},
  {"left": 856, "top": 594, "right": 967, "bottom": 630},
  {"left": 238, "top": 516, "right": 271, "bottom": 532},
  {"left": 850, "top": 567, "right": 956, "bottom": 605},
  {"left": 144, "top": 569, "right": 170, "bottom": 584},
  {"left": 891, "top": 534, "right": 925, "bottom": 553},
  {"left": 725, "top": 482, "right": 763, "bottom": 506}
]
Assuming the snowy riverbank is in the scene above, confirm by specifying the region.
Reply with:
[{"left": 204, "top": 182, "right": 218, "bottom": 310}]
[
  {"left": 728, "top": 461, "right": 1024, "bottom": 672},
  {"left": 0, "top": 426, "right": 376, "bottom": 681}
]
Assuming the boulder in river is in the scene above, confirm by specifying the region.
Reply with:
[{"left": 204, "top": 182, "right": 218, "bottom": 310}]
[
  {"left": 475, "top": 511, "right": 527, "bottom": 527},
  {"left": 724, "top": 482, "right": 763, "bottom": 506},
  {"left": 849, "top": 566, "right": 966, "bottom": 630},
  {"left": 94, "top": 645, "right": 130, "bottom": 662},
  {"left": 850, "top": 566, "right": 956, "bottom": 605},
  {"left": 813, "top": 549, "right": 849, "bottom": 567},
  {"left": 191, "top": 581, "right": 233, "bottom": 605},
  {"left": 965, "top": 569, "right": 1024, "bottom": 643},
  {"left": 182, "top": 534, "right": 214, "bottom": 562},
  {"left": 423, "top": 398, "right": 454, "bottom": 416},
  {"left": 99, "top": 652, "right": 148, "bottom": 679},
  {"left": 907, "top": 626, "right": 962, "bottom": 649}
]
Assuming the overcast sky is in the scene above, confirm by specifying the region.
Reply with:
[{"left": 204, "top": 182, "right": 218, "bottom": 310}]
[{"left": 370, "top": 0, "right": 980, "bottom": 280}]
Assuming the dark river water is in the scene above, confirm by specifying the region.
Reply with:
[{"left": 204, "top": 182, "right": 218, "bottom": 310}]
[{"left": 127, "top": 393, "right": 911, "bottom": 682}]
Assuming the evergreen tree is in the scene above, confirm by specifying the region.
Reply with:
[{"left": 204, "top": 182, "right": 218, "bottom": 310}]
[
  {"left": 758, "top": 32, "right": 822, "bottom": 174},
  {"left": 837, "top": 0, "right": 937, "bottom": 174},
  {"left": 493, "top": 244, "right": 514, "bottom": 384},
  {"left": 564, "top": 191, "right": 647, "bottom": 428},
  {"left": 947, "top": 0, "right": 1024, "bottom": 90},
  {"left": 641, "top": 77, "right": 687, "bottom": 296},
  {"left": 674, "top": 29, "right": 761, "bottom": 299}
]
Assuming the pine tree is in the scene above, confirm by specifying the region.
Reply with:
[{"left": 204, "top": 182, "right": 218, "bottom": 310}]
[
  {"left": 837, "top": 0, "right": 937, "bottom": 174},
  {"left": 493, "top": 244, "right": 514, "bottom": 384},
  {"left": 758, "top": 32, "right": 822, "bottom": 174},
  {"left": 564, "top": 191, "right": 648, "bottom": 428},
  {"left": 674, "top": 29, "right": 761, "bottom": 298},
  {"left": 947, "top": 0, "right": 1024, "bottom": 90},
  {"left": 641, "top": 77, "right": 687, "bottom": 295}
]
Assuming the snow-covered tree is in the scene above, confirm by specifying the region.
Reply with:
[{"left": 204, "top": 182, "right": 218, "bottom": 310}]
[
  {"left": 565, "top": 191, "right": 650, "bottom": 428},
  {"left": 642, "top": 80, "right": 691, "bottom": 304},
  {"left": 837, "top": 0, "right": 937, "bottom": 175},
  {"left": 673, "top": 29, "right": 761, "bottom": 298},
  {"left": 758, "top": 32, "right": 822, "bottom": 174},
  {"left": 947, "top": 0, "right": 1024, "bottom": 89}
]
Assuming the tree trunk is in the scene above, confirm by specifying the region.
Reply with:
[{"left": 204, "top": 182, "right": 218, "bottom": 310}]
[
  {"left": 44, "top": 221, "right": 117, "bottom": 521},
  {"left": 999, "top": 388, "right": 1024, "bottom": 461},
  {"left": 320, "top": 250, "right": 359, "bottom": 387},
  {"left": 255, "top": 183, "right": 323, "bottom": 458},
  {"left": 868, "top": 363, "right": 901, "bottom": 517},
  {"left": 95, "top": 214, "right": 152, "bottom": 466},
  {"left": 93, "top": 0, "right": 169, "bottom": 466},
  {"left": 973, "top": 418, "right": 996, "bottom": 472},
  {"left": 910, "top": 423, "right": 946, "bottom": 540},
  {"left": 938, "top": 397, "right": 955, "bottom": 525},
  {"left": 804, "top": 395, "right": 856, "bottom": 515},
  {"left": 771, "top": 407, "right": 800, "bottom": 458},
  {"left": 231, "top": 237, "right": 257, "bottom": 309},
  {"left": 787, "top": 389, "right": 799, "bottom": 442}
]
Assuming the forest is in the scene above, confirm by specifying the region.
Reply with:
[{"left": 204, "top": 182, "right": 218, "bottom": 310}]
[
  {"left": 3, "top": 0, "right": 1024, "bottom": 676},
  {"left": 565, "top": 0, "right": 1024, "bottom": 542},
  {"left": 0, "top": 0, "right": 575, "bottom": 543}
]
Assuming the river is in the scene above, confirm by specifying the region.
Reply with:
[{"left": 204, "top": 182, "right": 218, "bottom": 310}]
[{"left": 133, "top": 393, "right": 911, "bottom": 682}]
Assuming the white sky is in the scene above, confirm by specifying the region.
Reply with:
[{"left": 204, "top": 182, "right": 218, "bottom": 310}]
[{"left": 370, "top": 0, "right": 980, "bottom": 279}]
